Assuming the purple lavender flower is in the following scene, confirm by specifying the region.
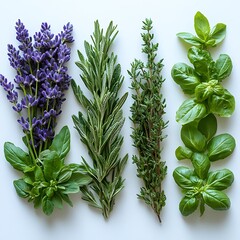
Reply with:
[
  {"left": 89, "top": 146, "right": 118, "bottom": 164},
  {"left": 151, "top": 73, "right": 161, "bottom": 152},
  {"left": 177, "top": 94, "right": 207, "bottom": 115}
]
[
  {"left": 0, "top": 74, "right": 18, "bottom": 104},
  {"left": 0, "top": 20, "right": 74, "bottom": 159}
]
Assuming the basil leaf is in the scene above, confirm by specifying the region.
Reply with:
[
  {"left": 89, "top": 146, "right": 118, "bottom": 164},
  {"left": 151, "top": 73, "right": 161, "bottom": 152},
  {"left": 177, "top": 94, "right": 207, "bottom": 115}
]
[
  {"left": 60, "top": 193, "right": 73, "bottom": 207},
  {"left": 171, "top": 63, "right": 201, "bottom": 94},
  {"left": 202, "top": 189, "right": 230, "bottom": 210},
  {"left": 199, "top": 198, "right": 205, "bottom": 216},
  {"left": 195, "top": 80, "right": 218, "bottom": 102},
  {"left": 42, "top": 197, "right": 54, "bottom": 215},
  {"left": 61, "top": 182, "right": 80, "bottom": 194},
  {"left": 207, "top": 169, "right": 234, "bottom": 190},
  {"left": 49, "top": 126, "right": 70, "bottom": 160},
  {"left": 215, "top": 54, "right": 232, "bottom": 81},
  {"left": 212, "top": 84, "right": 224, "bottom": 95},
  {"left": 4, "top": 142, "right": 33, "bottom": 172},
  {"left": 176, "top": 99, "right": 207, "bottom": 125},
  {"left": 52, "top": 193, "right": 63, "bottom": 209},
  {"left": 13, "top": 179, "right": 30, "bottom": 198},
  {"left": 58, "top": 169, "right": 73, "bottom": 183},
  {"left": 194, "top": 11, "right": 210, "bottom": 40},
  {"left": 191, "top": 152, "right": 210, "bottom": 179},
  {"left": 179, "top": 196, "right": 199, "bottom": 216},
  {"left": 181, "top": 124, "right": 207, "bottom": 152},
  {"left": 205, "top": 39, "right": 216, "bottom": 47},
  {"left": 40, "top": 150, "right": 62, "bottom": 181},
  {"left": 175, "top": 146, "right": 193, "bottom": 160},
  {"left": 210, "top": 23, "right": 226, "bottom": 46},
  {"left": 177, "top": 32, "right": 202, "bottom": 46},
  {"left": 198, "top": 114, "right": 217, "bottom": 141},
  {"left": 34, "top": 165, "right": 45, "bottom": 182},
  {"left": 173, "top": 166, "right": 196, "bottom": 190},
  {"left": 69, "top": 172, "right": 92, "bottom": 186},
  {"left": 208, "top": 89, "right": 235, "bottom": 117},
  {"left": 207, "top": 133, "right": 235, "bottom": 161},
  {"left": 188, "top": 46, "right": 214, "bottom": 80}
]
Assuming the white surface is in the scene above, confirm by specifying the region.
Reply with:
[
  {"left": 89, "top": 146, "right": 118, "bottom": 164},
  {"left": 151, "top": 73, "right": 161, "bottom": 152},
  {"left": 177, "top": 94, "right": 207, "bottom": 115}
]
[{"left": 0, "top": 0, "right": 239, "bottom": 239}]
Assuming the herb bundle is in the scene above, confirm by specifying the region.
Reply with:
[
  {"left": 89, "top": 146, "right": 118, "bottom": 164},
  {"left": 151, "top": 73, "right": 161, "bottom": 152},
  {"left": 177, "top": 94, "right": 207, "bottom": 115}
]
[
  {"left": 72, "top": 21, "right": 128, "bottom": 219},
  {"left": 0, "top": 20, "right": 91, "bottom": 215},
  {"left": 128, "top": 19, "right": 167, "bottom": 222},
  {"left": 172, "top": 12, "right": 235, "bottom": 216}
]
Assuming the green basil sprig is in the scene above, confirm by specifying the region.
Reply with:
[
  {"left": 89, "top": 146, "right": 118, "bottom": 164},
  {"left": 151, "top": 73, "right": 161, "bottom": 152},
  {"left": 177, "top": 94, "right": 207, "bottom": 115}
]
[
  {"left": 172, "top": 12, "right": 235, "bottom": 216},
  {"left": 172, "top": 12, "right": 235, "bottom": 124},
  {"left": 4, "top": 126, "right": 91, "bottom": 215},
  {"left": 177, "top": 11, "right": 226, "bottom": 48},
  {"left": 173, "top": 167, "right": 234, "bottom": 216}
]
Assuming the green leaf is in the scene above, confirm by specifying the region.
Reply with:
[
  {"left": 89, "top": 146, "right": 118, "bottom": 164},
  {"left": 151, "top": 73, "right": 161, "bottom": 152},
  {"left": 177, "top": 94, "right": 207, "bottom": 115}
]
[
  {"left": 4, "top": 142, "right": 33, "bottom": 172},
  {"left": 34, "top": 166, "right": 45, "bottom": 181},
  {"left": 51, "top": 193, "right": 63, "bottom": 209},
  {"left": 46, "top": 187, "right": 55, "bottom": 198},
  {"left": 210, "top": 23, "right": 226, "bottom": 46},
  {"left": 187, "top": 46, "right": 214, "bottom": 80},
  {"left": 58, "top": 169, "right": 72, "bottom": 183},
  {"left": 175, "top": 146, "right": 193, "bottom": 160},
  {"left": 195, "top": 80, "right": 218, "bottom": 102},
  {"left": 200, "top": 198, "right": 205, "bottom": 216},
  {"left": 173, "top": 166, "right": 196, "bottom": 190},
  {"left": 171, "top": 63, "right": 201, "bottom": 94},
  {"left": 207, "top": 133, "right": 235, "bottom": 161},
  {"left": 179, "top": 196, "right": 199, "bottom": 216},
  {"left": 69, "top": 172, "right": 92, "bottom": 186},
  {"left": 177, "top": 32, "right": 202, "bottom": 46},
  {"left": 215, "top": 54, "right": 232, "bottom": 81},
  {"left": 202, "top": 189, "right": 230, "bottom": 210},
  {"left": 42, "top": 197, "right": 54, "bottom": 215},
  {"left": 13, "top": 179, "right": 30, "bottom": 198},
  {"left": 191, "top": 152, "right": 210, "bottom": 179},
  {"left": 181, "top": 124, "right": 207, "bottom": 152},
  {"left": 176, "top": 99, "right": 207, "bottom": 125},
  {"left": 49, "top": 126, "right": 70, "bottom": 161},
  {"left": 71, "top": 79, "right": 91, "bottom": 108},
  {"left": 61, "top": 182, "right": 80, "bottom": 194},
  {"left": 207, "top": 169, "right": 234, "bottom": 190},
  {"left": 194, "top": 11, "right": 210, "bottom": 40},
  {"left": 40, "top": 150, "right": 62, "bottom": 181},
  {"left": 60, "top": 193, "right": 73, "bottom": 207},
  {"left": 198, "top": 114, "right": 217, "bottom": 141},
  {"left": 208, "top": 89, "right": 235, "bottom": 117}
]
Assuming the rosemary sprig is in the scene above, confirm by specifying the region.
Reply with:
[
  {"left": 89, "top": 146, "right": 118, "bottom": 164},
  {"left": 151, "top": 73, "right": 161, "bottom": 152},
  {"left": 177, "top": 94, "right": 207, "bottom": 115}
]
[
  {"left": 72, "top": 21, "right": 128, "bottom": 219},
  {"left": 128, "top": 18, "right": 168, "bottom": 222}
]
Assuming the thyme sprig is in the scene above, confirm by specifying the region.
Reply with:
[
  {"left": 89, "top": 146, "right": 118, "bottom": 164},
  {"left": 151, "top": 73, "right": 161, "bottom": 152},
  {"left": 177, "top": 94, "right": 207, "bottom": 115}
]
[
  {"left": 72, "top": 21, "right": 128, "bottom": 219},
  {"left": 128, "top": 19, "right": 168, "bottom": 222}
]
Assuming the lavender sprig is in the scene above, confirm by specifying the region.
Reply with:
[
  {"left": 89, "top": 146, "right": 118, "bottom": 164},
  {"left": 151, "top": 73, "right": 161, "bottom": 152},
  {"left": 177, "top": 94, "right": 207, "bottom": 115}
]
[
  {"left": 0, "top": 20, "right": 73, "bottom": 158},
  {"left": 1, "top": 20, "right": 91, "bottom": 215}
]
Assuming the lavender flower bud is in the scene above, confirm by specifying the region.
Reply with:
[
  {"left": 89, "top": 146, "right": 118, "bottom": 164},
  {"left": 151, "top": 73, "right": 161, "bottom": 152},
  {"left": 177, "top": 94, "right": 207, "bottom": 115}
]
[
  {"left": 17, "top": 116, "right": 30, "bottom": 132},
  {"left": 7, "top": 44, "right": 22, "bottom": 70},
  {"left": 0, "top": 74, "right": 18, "bottom": 103},
  {"left": 15, "top": 19, "right": 32, "bottom": 52},
  {"left": 61, "top": 22, "right": 74, "bottom": 43},
  {"left": 12, "top": 103, "right": 22, "bottom": 112}
]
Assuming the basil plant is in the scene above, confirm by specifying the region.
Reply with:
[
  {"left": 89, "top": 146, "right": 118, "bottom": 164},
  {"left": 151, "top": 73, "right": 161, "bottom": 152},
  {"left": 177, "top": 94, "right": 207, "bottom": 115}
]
[{"left": 172, "top": 11, "right": 235, "bottom": 216}]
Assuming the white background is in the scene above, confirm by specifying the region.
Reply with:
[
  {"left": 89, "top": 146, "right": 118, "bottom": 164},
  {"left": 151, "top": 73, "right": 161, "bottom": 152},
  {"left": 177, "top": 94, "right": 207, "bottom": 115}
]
[{"left": 0, "top": 0, "right": 239, "bottom": 239}]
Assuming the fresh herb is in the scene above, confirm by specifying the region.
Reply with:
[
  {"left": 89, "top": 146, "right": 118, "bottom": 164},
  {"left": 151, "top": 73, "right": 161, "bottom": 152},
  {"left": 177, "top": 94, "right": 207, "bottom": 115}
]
[
  {"left": 172, "top": 12, "right": 235, "bottom": 216},
  {"left": 72, "top": 21, "right": 128, "bottom": 219},
  {"left": 128, "top": 18, "right": 167, "bottom": 222},
  {"left": 0, "top": 20, "right": 91, "bottom": 215}
]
